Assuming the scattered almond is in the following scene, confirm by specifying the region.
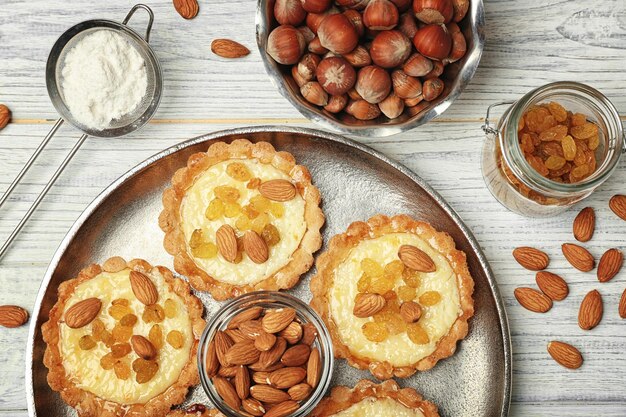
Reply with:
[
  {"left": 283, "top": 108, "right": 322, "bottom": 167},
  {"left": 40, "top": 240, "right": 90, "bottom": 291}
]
[
  {"left": 562, "top": 243, "right": 594, "bottom": 272},
  {"left": 250, "top": 384, "right": 291, "bottom": 403},
  {"left": 216, "top": 224, "right": 238, "bottom": 263},
  {"left": 213, "top": 377, "right": 241, "bottom": 410},
  {"left": 227, "top": 306, "right": 263, "bottom": 329},
  {"left": 547, "top": 341, "right": 583, "bottom": 369},
  {"left": 255, "top": 332, "right": 277, "bottom": 351},
  {"left": 0, "top": 305, "right": 29, "bottom": 328},
  {"left": 0, "top": 104, "right": 11, "bottom": 130},
  {"left": 264, "top": 400, "right": 299, "bottom": 417},
  {"left": 64, "top": 298, "right": 102, "bottom": 328},
  {"left": 243, "top": 230, "right": 269, "bottom": 264},
  {"left": 262, "top": 308, "right": 296, "bottom": 334},
  {"left": 130, "top": 335, "right": 157, "bottom": 360},
  {"left": 578, "top": 289, "right": 603, "bottom": 330},
  {"left": 288, "top": 383, "right": 312, "bottom": 401},
  {"left": 225, "top": 340, "right": 262, "bottom": 365},
  {"left": 398, "top": 245, "right": 436, "bottom": 272},
  {"left": 535, "top": 271, "right": 569, "bottom": 301},
  {"left": 129, "top": 271, "right": 159, "bottom": 305},
  {"left": 278, "top": 321, "right": 302, "bottom": 345},
  {"left": 353, "top": 293, "right": 386, "bottom": 318},
  {"left": 597, "top": 248, "right": 623, "bottom": 283},
  {"left": 619, "top": 288, "right": 626, "bottom": 319},
  {"left": 235, "top": 365, "right": 251, "bottom": 400},
  {"left": 211, "top": 39, "right": 250, "bottom": 59},
  {"left": 609, "top": 194, "right": 626, "bottom": 221},
  {"left": 281, "top": 344, "right": 310, "bottom": 367},
  {"left": 512, "top": 247, "right": 549, "bottom": 271},
  {"left": 573, "top": 207, "right": 595, "bottom": 242},
  {"left": 514, "top": 287, "right": 553, "bottom": 313},
  {"left": 259, "top": 179, "right": 297, "bottom": 202},
  {"left": 173, "top": 0, "right": 199, "bottom": 19},
  {"left": 399, "top": 301, "right": 422, "bottom": 323}
]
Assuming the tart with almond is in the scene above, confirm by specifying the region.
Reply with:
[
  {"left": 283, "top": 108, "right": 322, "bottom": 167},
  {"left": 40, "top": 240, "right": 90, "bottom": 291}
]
[
  {"left": 310, "top": 379, "right": 439, "bottom": 417},
  {"left": 42, "top": 257, "right": 205, "bottom": 417},
  {"left": 159, "top": 139, "right": 324, "bottom": 300},
  {"left": 310, "top": 214, "right": 474, "bottom": 379}
]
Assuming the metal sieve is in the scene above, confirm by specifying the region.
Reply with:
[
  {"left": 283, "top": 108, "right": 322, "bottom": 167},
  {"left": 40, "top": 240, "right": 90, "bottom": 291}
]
[{"left": 0, "top": 4, "right": 163, "bottom": 258}]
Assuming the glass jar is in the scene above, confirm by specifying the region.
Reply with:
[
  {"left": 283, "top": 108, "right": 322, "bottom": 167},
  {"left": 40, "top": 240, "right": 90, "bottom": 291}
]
[
  {"left": 481, "top": 81, "right": 624, "bottom": 217},
  {"left": 197, "top": 291, "right": 334, "bottom": 417}
]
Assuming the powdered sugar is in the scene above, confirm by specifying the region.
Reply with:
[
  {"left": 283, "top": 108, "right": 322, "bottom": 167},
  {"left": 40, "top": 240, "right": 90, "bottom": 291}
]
[{"left": 61, "top": 30, "right": 148, "bottom": 130}]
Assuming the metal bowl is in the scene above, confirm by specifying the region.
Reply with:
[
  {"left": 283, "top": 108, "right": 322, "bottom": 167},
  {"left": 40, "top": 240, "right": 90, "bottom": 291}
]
[{"left": 256, "top": 0, "right": 485, "bottom": 137}]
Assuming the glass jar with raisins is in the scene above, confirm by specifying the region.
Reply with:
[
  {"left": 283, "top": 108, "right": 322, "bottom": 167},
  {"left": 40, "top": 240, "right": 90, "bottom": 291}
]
[{"left": 481, "top": 81, "right": 624, "bottom": 217}]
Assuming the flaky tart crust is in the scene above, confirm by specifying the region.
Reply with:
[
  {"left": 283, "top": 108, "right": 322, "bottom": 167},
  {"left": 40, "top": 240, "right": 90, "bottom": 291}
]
[
  {"left": 310, "top": 214, "right": 475, "bottom": 379},
  {"left": 42, "top": 257, "right": 205, "bottom": 417},
  {"left": 167, "top": 406, "right": 222, "bottom": 417},
  {"left": 310, "top": 379, "right": 440, "bottom": 417},
  {"left": 159, "top": 139, "right": 324, "bottom": 300}
]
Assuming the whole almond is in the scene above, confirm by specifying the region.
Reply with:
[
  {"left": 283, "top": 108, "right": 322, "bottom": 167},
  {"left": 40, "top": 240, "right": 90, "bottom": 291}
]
[
  {"left": 252, "top": 371, "right": 271, "bottom": 385},
  {"left": 259, "top": 179, "right": 297, "bottom": 202},
  {"left": 573, "top": 207, "right": 595, "bottom": 242},
  {"left": 307, "top": 347, "right": 321, "bottom": 388},
  {"left": 269, "top": 367, "right": 307, "bottom": 389},
  {"left": 228, "top": 306, "right": 264, "bottom": 329},
  {"left": 243, "top": 230, "right": 269, "bottom": 264},
  {"left": 353, "top": 293, "right": 386, "bottom": 318},
  {"left": 301, "top": 323, "right": 318, "bottom": 345},
  {"left": 235, "top": 365, "right": 251, "bottom": 399},
  {"left": 514, "top": 287, "right": 552, "bottom": 313},
  {"left": 226, "top": 340, "right": 262, "bottom": 365},
  {"left": 398, "top": 245, "right": 436, "bottom": 272},
  {"left": 65, "top": 298, "right": 102, "bottom": 328},
  {"left": 578, "top": 289, "right": 603, "bottom": 330},
  {"left": 240, "top": 320, "right": 265, "bottom": 339},
  {"left": 250, "top": 384, "right": 290, "bottom": 403},
  {"left": 288, "top": 383, "right": 312, "bottom": 401},
  {"left": 281, "top": 344, "right": 311, "bottom": 367},
  {"left": 215, "top": 330, "right": 235, "bottom": 367},
  {"left": 262, "top": 308, "right": 297, "bottom": 334},
  {"left": 173, "top": 0, "right": 198, "bottom": 19},
  {"left": 597, "top": 248, "right": 623, "bottom": 283},
  {"left": 211, "top": 39, "right": 250, "bottom": 58},
  {"left": 512, "top": 247, "right": 549, "bottom": 271},
  {"left": 535, "top": 271, "right": 569, "bottom": 301},
  {"left": 205, "top": 340, "right": 219, "bottom": 377},
  {"left": 213, "top": 377, "right": 241, "bottom": 410},
  {"left": 129, "top": 271, "right": 159, "bottom": 305},
  {"left": 264, "top": 400, "right": 300, "bottom": 417},
  {"left": 130, "top": 335, "right": 157, "bottom": 360},
  {"left": 547, "top": 341, "right": 583, "bottom": 369},
  {"left": 225, "top": 328, "right": 248, "bottom": 343},
  {"left": 216, "top": 224, "right": 238, "bottom": 263},
  {"left": 0, "top": 105, "right": 11, "bottom": 130},
  {"left": 0, "top": 305, "right": 29, "bottom": 328},
  {"left": 400, "top": 301, "right": 422, "bottom": 323},
  {"left": 562, "top": 243, "right": 595, "bottom": 272},
  {"left": 260, "top": 337, "right": 288, "bottom": 367},
  {"left": 609, "top": 194, "right": 626, "bottom": 221},
  {"left": 242, "top": 398, "right": 266, "bottom": 416},
  {"left": 278, "top": 321, "right": 302, "bottom": 344},
  {"left": 255, "top": 332, "right": 277, "bottom": 351},
  {"left": 218, "top": 366, "right": 239, "bottom": 377},
  {"left": 619, "top": 288, "right": 626, "bottom": 319}
]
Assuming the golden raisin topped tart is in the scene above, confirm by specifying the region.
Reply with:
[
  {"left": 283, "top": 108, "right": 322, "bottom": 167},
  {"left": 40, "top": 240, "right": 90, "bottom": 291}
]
[
  {"left": 42, "top": 257, "right": 205, "bottom": 417},
  {"left": 159, "top": 139, "right": 324, "bottom": 300},
  {"left": 310, "top": 214, "right": 474, "bottom": 379},
  {"left": 310, "top": 379, "right": 439, "bottom": 417}
]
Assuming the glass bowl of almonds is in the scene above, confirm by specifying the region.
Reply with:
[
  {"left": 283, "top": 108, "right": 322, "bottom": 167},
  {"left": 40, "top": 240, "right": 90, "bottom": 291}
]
[{"left": 198, "top": 291, "right": 334, "bottom": 417}]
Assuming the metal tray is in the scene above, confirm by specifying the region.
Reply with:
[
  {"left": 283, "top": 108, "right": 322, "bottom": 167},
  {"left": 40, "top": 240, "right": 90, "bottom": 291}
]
[{"left": 26, "top": 126, "right": 512, "bottom": 417}]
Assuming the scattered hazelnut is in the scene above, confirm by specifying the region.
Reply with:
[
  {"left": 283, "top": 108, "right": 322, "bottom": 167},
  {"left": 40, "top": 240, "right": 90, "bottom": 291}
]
[
  {"left": 355, "top": 65, "right": 392, "bottom": 104},
  {"left": 363, "top": 0, "right": 400, "bottom": 30},
  {"left": 318, "top": 13, "right": 359, "bottom": 54},
  {"left": 370, "top": 30, "right": 412, "bottom": 68},
  {"left": 267, "top": 25, "right": 306, "bottom": 65},
  {"left": 316, "top": 57, "right": 357, "bottom": 95},
  {"left": 413, "top": 0, "right": 454, "bottom": 24},
  {"left": 412, "top": 24, "right": 452, "bottom": 60}
]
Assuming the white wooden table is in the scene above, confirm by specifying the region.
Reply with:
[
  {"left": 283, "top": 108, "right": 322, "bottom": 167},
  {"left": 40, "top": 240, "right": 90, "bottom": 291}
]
[{"left": 1, "top": 0, "right": 625, "bottom": 415}]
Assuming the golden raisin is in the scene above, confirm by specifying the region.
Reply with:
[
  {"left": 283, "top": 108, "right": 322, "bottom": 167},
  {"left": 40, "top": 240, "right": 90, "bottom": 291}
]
[
  {"left": 166, "top": 330, "right": 185, "bottom": 349},
  {"left": 191, "top": 242, "right": 218, "bottom": 259},
  {"left": 571, "top": 113, "right": 586, "bottom": 126},
  {"left": 223, "top": 202, "right": 242, "bottom": 218},
  {"left": 397, "top": 286, "right": 417, "bottom": 302},
  {"left": 100, "top": 353, "right": 116, "bottom": 370},
  {"left": 402, "top": 268, "right": 421, "bottom": 288},
  {"left": 214, "top": 186, "right": 240, "bottom": 203},
  {"left": 101, "top": 330, "right": 115, "bottom": 347},
  {"left": 247, "top": 177, "right": 262, "bottom": 189},
  {"left": 419, "top": 291, "right": 442, "bottom": 306},
  {"left": 79, "top": 335, "right": 97, "bottom": 350},
  {"left": 361, "top": 258, "right": 383, "bottom": 278},
  {"left": 538, "top": 124, "right": 567, "bottom": 142},
  {"left": 242, "top": 204, "right": 260, "bottom": 220},
  {"left": 250, "top": 195, "right": 271, "bottom": 212},
  {"left": 407, "top": 323, "right": 430, "bottom": 345},
  {"left": 189, "top": 229, "right": 204, "bottom": 249},
  {"left": 143, "top": 304, "right": 165, "bottom": 323},
  {"left": 520, "top": 133, "right": 535, "bottom": 154},
  {"left": 547, "top": 101, "right": 567, "bottom": 122},
  {"left": 109, "top": 304, "right": 132, "bottom": 320},
  {"left": 384, "top": 260, "right": 405, "bottom": 279},
  {"left": 588, "top": 134, "right": 599, "bottom": 150},
  {"left": 373, "top": 309, "right": 395, "bottom": 323},
  {"left": 569, "top": 164, "right": 589, "bottom": 182},
  {"left": 357, "top": 274, "right": 372, "bottom": 292},
  {"left": 539, "top": 141, "right": 564, "bottom": 158},
  {"left": 369, "top": 276, "right": 395, "bottom": 295},
  {"left": 385, "top": 314, "right": 407, "bottom": 335},
  {"left": 111, "top": 343, "right": 132, "bottom": 358},
  {"left": 205, "top": 198, "right": 225, "bottom": 220},
  {"left": 562, "top": 135, "right": 577, "bottom": 161},
  {"left": 112, "top": 298, "right": 130, "bottom": 307},
  {"left": 361, "top": 321, "right": 389, "bottom": 342},
  {"left": 149, "top": 324, "right": 164, "bottom": 349},
  {"left": 235, "top": 215, "right": 253, "bottom": 231},
  {"left": 112, "top": 324, "right": 133, "bottom": 343},
  {"left": 120, "top": 314, "right": 138, "bottom": 327},
  {"left": 134, "top": 359, "right": 159, "bottom": 384},
  {"left": 91, "top": 319, "right": 106, "bottom": 341},
  {"left": 526, "top": 154, "right": 549, "bottom": 177},
  {"left": 226, "top": 162, "right": 252, "bottom": 181},
  {"left": 114, "top": 360, "right": 131, "bottom": 380},
  {"left": 544, "top": 156, "right": 566, "bottom": 170},
  {"left": 261, "top": 224, "right": 281, "bottom": 246},
  {"left": 251, "top": 213, "right": 270, "bottom": 234},
  {"left": 164, "top": 299, "right": 177, "bottom": 319},
  {"left": 570, "top": 122, "right": 598, "bottom": 140},
  {"left": 269, "top": 203, "right": 284, "bottom": 218}
]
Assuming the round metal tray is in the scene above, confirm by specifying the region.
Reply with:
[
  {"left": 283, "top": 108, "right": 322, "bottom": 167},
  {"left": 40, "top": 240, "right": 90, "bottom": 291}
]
[{"left": 26, "top": 126, "right": 511, "bottom": 417}]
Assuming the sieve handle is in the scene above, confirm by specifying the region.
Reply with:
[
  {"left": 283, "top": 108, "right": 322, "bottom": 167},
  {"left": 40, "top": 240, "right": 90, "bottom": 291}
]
[
  {"left": 0, "top": 132, "right": 89, "bottom": 260},
  {"left": 122, "top": 4, "right": 155, "bottom": 43}
]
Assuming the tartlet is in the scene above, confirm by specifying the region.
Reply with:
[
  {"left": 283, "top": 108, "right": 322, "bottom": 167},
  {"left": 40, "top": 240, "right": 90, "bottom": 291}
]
[
  {"left": 159, "top": 139, "right": 324, "bottom": 300},
  {"left": 42, "top": 257, "right": 205, "bottom": 417},
  {"left": 310, "top": 214, "right": 474, "bottom": 379},
  {"left": 309, "top": 379, "right": 439, "bottom": 417},
  {"left": 167, "top": 405, "right": 221, "bottom": 417}
]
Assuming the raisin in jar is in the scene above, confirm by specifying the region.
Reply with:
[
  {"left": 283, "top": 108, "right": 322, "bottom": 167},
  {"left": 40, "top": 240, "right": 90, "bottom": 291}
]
[{"left": 481, "top": 82, "right": 624, "bottom": 217}]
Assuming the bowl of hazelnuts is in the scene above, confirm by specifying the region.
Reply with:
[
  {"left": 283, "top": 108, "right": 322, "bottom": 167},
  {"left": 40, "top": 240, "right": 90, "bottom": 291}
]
[{"left": 256, "top": 0, "right": 484, "bottom": 137}]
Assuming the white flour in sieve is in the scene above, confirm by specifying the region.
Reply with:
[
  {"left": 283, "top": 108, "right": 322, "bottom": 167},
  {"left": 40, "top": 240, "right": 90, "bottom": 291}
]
[{"left": 61, "top": 30, "right": 148, "bottom": 130}]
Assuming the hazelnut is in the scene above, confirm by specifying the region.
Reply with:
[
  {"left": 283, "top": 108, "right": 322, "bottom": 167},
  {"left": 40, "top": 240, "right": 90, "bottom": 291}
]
[
  {"left": 363, "top": 0, "right": 399, "bottom": 30},
  {"left": 336, "top": 0, "right": 370, "bottom": 10},
  {"left": 298, "top": 53, "right": 322, "bottom": 81},
  {"left": 316, "top": 57, "right": 357, "bottom": 95},
  {"left": 452, "top": 0, "right": 469, "bottom": 22},
  {"left": 391, "top": 0, "right": 412, "bottom": 13},
  {"left": 343, "top": 45, "right": 372, "bottom": 67},
  {"left": 267, "top": 25, "right": 306, "bottom": 65},
  {"left": 346, "top": 99, "right": 382, "bottom": 120},
  {"left": 318, "top": 14, "right": 359, "bottom": 54},
  {"left": 422, "top": 77, "right": 445, "bottom": 101},
  {"left": 405, "top": 95, "right": 424, "bottom": 107},
  {"left": 301, "top": 81, "right": 329, "bottom": 106},
  {"left": 398, "top": 12, "right": 419, "bottom": 38},
  {"left": 291, "top": 65, "right": 308, "bottom": 87},
  {"left": 274, "top": 0, "right": 307, "bottom": 26},
  {"left": 403, "top": 53, "right": 434, "bottom": 77},
  {"left": 324, "top": 94, "right": 349, "bottom": 113},
  {"left": 424, "top": 60, "right": 444, "bottom": 78},
  {"left": 444, "top": 22, "right": 467, "bottom": 63},
  {"left": 391, "top": 70, "right": 422, "bottom": 99},
  {"left": 355, "top": 65, "right": 391, "bottom": 104},
  {"left": 412, "top": 24, "right": 451, "bottom": 60},
  {"left": 308, "top": 37, "right": 329, "bottom": 54},
  {"left": 306, "top": 8, "right": 339, "bottom": 33},
  {"left": 407, "top": 100, "right": 430, "bottom": 116},
  {"left": 370, "top": 30, "right": 412, "bottom": 68},
  {"left": 297, "top": 26, "right": 315, "bottom": 43},
  {"left": 413, "top": 0, "right": 454, "bottom": 24},
  {"left": 343, "top": 9, "right": 365, "bottom": 37},
  {"left": 301, "top": 0, "right": 332, "bottom": 13},
  {"left": 348, "top": 87, "right": 363, "bottom": 100},
  {"left": 378, "top": 92, "right": 405, "bottom": 119}
]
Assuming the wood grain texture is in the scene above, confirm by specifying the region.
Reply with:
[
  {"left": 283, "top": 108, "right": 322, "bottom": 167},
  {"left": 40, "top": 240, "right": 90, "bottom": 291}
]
[{"left": 1, "top": 0, "right": 626, "bottom": 416}]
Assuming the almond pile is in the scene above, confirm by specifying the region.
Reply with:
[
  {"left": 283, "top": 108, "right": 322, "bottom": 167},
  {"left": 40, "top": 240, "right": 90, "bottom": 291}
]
[
  {"left": 205, "top": 306, "right": 321, "bottom": 417},
  {"left": 512, "top": 195, "right": 626, "bottom": 369}
]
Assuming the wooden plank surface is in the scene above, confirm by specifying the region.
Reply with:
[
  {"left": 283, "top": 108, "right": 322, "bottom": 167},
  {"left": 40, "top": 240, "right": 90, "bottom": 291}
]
[{"left": 1, "top": 0, "right": 626, "bottom": 416}]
